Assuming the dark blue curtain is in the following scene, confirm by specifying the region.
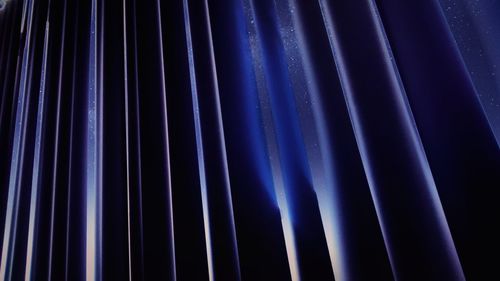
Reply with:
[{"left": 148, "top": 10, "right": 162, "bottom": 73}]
[{"left": 0, "top": 0, "right": 498, "bottom": 280}]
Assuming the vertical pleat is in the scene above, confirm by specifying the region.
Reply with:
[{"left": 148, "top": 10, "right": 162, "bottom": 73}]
[{"left": 0, "top": 0, "right": 497, "bottom": 280}]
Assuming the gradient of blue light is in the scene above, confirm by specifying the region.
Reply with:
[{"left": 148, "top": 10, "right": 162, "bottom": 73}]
[
  {"left": 0, "top": 0, "right": 35, "bottom": 279},
  {"left": 86, "top": 0, "right": 99, "bottom": 280},
  {"left": 274, "top": 0, "right": 346, "bottom": 279},
  {"left": 318, "top": 1, "right": 465, "bottom": 279},
  {"left": 25, "top": 19, "right": 50, "bottom": 281}
]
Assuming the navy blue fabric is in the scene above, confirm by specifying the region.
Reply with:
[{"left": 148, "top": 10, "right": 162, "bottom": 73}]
[{"left": 0, "top": 0, "right": 498, "bottom": 280}]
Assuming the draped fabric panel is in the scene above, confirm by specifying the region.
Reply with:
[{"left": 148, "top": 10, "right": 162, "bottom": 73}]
[{"left": 0, "top": 0, "right": 498, "bottom": 280}]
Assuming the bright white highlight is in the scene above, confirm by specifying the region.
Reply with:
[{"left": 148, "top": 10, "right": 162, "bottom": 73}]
[
  {"left": 24, "top": 20, "right": 50, "bottom": 281},
  {"left": 1, "top": 0, "right": 36, "bottom": 279}
]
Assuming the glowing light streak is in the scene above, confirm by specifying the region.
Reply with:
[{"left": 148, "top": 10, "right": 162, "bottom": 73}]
[
  {"left": 241, "top": 0, "right": 301, "bottom": 279},
  {"left": 274, "top": 0, "right": 346, "bottom": 278},
  {"left": 155, "top": 0, "right": 177, "bottom": 278},
  {"left": 182, "top": 0, "right": 214, "bottom": 279},
  {"left": 86, "top": 0, "right": 101, "bottom": 280},
  {"left": 0, "top": 0, "right": 36, "bottom": 279},
  {"left": 24, "top": 17, "right": 50, "bottom": 281}
]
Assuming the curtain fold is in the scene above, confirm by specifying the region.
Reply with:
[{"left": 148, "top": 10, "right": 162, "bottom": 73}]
[{"left": 0, "top": 0, "right": 498, "bottom": 280}]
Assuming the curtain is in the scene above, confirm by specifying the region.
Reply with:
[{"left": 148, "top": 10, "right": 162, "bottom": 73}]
[{"left": 0, "top": 0, "right": 498, "bottom": 280}]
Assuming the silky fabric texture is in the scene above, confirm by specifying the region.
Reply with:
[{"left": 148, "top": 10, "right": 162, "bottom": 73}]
[{"left": 0, "top": 0, "right": 499, "bottom": 280}]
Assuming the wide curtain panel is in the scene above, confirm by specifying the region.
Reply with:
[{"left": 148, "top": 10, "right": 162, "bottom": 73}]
[{"left": 0, "top": 0, "right": 499, "bottom": 280}]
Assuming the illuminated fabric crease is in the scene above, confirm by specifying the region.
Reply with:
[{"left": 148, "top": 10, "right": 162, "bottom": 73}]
[{"left": 0, "top": 0, "right": 499, "bottom": 280}]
